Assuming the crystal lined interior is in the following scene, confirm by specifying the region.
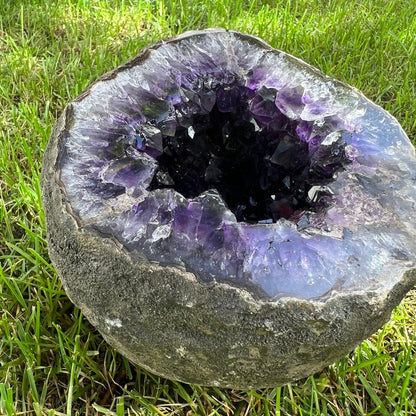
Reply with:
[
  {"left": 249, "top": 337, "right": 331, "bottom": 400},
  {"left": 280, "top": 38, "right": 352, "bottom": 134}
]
[{"left": 58, "top": 30, "right": 416, "bottom": 299}]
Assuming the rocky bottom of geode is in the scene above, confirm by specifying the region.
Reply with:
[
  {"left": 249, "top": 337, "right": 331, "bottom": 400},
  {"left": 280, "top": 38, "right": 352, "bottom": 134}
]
[{"left": 42, "top": 188, "right": 416, "bottom": 388}]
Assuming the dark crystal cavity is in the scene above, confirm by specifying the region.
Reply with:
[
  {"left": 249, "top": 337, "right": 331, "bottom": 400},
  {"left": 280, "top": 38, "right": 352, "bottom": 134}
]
[{"left": 145, "top": 78, "right": 351, "bottom": 223}]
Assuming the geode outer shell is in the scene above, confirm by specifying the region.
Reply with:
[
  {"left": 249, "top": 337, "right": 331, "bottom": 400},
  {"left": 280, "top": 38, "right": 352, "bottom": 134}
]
[{"left": 42, "top": 29, "right": 416, "bottom": 388}]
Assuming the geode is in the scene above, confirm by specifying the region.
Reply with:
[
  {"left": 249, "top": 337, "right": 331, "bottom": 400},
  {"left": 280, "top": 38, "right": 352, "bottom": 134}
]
[{"left": 41, "top": 29, "right": 416, "bottom": 388}]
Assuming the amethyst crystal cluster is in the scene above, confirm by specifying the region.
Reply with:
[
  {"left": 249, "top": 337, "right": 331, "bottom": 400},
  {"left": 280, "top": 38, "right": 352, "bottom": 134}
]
[{"left": 42, "top": 29, "right": 416, "bottom": 388}]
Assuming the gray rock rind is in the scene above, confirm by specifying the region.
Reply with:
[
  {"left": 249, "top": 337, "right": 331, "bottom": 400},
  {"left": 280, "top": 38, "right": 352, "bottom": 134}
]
[
  {"left": 42, "top": 29, "right": 416, "bottom": 388},
  {"left": 42, "top": 108, "right": 416, "bottom": 389}
]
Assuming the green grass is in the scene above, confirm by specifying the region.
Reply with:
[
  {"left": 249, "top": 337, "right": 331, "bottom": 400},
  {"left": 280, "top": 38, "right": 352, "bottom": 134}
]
[{"left": 1, "top": 0, "right": 416, "bottom": 414}]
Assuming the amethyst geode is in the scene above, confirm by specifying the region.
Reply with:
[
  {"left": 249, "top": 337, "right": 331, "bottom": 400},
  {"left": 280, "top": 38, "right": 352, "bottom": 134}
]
[{"left": 42, "top": 29, "right": 416, "bottom": 388}]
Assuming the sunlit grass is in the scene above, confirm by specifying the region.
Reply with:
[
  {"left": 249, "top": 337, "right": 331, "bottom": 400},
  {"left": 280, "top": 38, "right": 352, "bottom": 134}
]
[{"left": 1, "top": 0, "right": 416, "bottom": 414}]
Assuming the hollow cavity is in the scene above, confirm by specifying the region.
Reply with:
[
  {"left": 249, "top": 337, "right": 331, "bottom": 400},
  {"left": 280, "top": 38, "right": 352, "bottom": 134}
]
[{"left": 138, "top": 77, "right": 351, "bottom": 223}]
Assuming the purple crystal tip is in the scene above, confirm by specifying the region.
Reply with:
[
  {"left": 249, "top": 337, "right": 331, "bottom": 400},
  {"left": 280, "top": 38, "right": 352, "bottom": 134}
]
[{"left": 56, "top": 29, "right": 416, "bottom": 300}]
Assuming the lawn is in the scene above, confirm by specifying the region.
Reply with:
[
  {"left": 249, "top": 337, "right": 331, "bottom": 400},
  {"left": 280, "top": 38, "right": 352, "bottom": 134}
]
[{"left": 1, "top": 0, "right": 416, "bottom": 414}]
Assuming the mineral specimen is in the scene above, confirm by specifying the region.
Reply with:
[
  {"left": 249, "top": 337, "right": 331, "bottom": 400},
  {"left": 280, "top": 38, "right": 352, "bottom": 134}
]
[{"left": 42, "top": 28, "right": 416, "bottom": 388}]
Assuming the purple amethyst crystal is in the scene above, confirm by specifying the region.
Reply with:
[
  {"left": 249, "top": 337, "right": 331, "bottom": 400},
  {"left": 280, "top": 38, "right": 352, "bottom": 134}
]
[{"left": 42, "top": 29, "right": 416, "bottom": 388}]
